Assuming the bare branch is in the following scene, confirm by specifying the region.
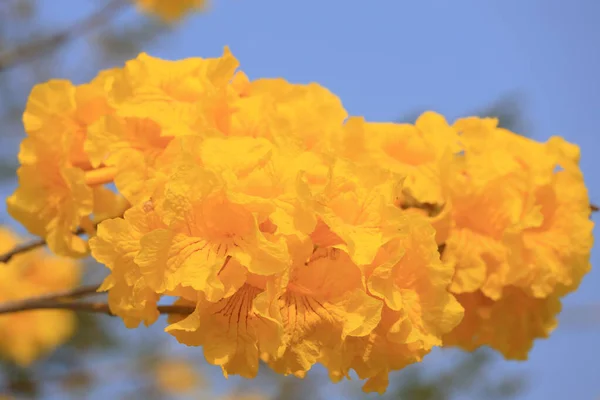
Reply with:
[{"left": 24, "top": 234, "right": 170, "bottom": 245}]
[
  {"left": 0, "top": 283, "right": 102, "bottom": 315},
  {"left": 0, "top": 300, "right": 195, "bottom": 317},
  {"left": 0, "top": 0, "right": 129, "bottom": 72},
  {"left": 1, "top": 207, "right": 128, "bottom": 264},
  {"left": 0, "top": 227, "right": 85, "bottom": 264},
  {"left": 0, "top": 281, "right": 195, "bottom": 316}
]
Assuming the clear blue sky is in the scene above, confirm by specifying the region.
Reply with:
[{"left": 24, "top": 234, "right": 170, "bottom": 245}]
[{"left": 5, "top": 0, "right": 600, "bottom": 399}]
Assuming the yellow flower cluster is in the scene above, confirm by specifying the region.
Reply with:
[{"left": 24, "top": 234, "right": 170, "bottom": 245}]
[
  {"left": 7, "top": 48, "right": 593, "bottom": 393},
  {"left": 133, "top": 0, "right": 207, "bottom": 22},
  {"left": 438, "top": 118, "right": 594, "bottom": 359},
  {"left": 0, "top": 227, "right": 80, "bottom": 366}
]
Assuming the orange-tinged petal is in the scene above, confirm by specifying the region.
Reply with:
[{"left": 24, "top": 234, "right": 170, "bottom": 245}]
[
  {"left": 443, "top": 288, "right": 561, "bottom": 360},
  {"left": 166, "top": 286, "right": 281, "bottom": 379}
]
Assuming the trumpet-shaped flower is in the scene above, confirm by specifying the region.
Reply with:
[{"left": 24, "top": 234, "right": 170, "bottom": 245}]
[
  {"left": 443, "top": 288, "right": 561, "bottom": 360},
  {"left": 7, "top": 77, "right": 122, "bottom": 257},
  {"left": 109, "top": 48, "right": 238, "bottom": 137}
]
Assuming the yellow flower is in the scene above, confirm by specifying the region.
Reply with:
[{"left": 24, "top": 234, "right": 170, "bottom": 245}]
[
  {"left": 0, "top": 227, "right": 81, "bottom": 366},
  {"left": 166, "top": 285, "right": 282, "bottom": 379},
  {"left": 57, "top": 44, "right": 591, "bottom": 391},
  {"left": 134, "top": 0, "right": 207, "bottom": 22},
  {"left": 509, "top": 159, "right": 593, "bottom": 298},
  {"left": 7, "top": 76, "right": 126, "bottom": 257},
  {"left": 339, "top": 112, "right": 460, "bottom": 206},
  {"left": 89, "top": 206, "right": 162, "bottom": 328},
  {"left": 334, "top": 113, "right": 458, "bottom": 246},
  {"left": 443, "top": 288, "right": 561, "bottom": 360},
  {"left": 245, "top": 78, "right": 347, "bottom": 152},
  {"left": 163, "top": 199, "right": 461, "bottom": 392},
  {"left": 444, "top": 117, "right": 594, "bottom": 299},
  {"left": 86, "top": 115, "right": 172, "bottom": 204},
  {"left": 319, "top": 215, "right": 463, "bottom": 394},
  {"left": 440, "top": 116, "right": 594, "bottom": 360},
  {"left": 309, "top": 159, "right": 408, "bottom": 266},
  {"left": 264, "top": 244, "right": 383, "bottom": 378},
  {"left": 109, "top": 48, "right": 238, "bottom": 138}
]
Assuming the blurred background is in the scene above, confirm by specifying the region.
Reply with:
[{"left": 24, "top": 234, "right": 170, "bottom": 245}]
[{"left": 0, "top": 0, "right": 598, "bottom": 399}]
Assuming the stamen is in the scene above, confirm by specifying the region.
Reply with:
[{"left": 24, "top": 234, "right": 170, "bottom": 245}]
[
  {"left": 72, "top": 159, "right": 94, "bottom": 171},
  {"left": 79, "top": 216, "right": 96, "bottom": 237},
  {"left": 84, "top": 166, "right": 117, "bottom": 186}
]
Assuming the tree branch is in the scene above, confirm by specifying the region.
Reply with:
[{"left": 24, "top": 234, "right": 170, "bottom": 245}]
[
  {"left": 0, "top": 300, "right": 195, "bottom": 317},
  {"left": 0, "top": 227, "right": 86, "bottom": 264},
  {"left": 0, "top": 283, "right": 102, "bottom": 315},
  {"left": 1, "top": 208, "right": 128, "bottom": 264},
  {"left": 0, "top": 0, "right": 129, "bottom": 72},
  {"left": 0, "top": 282, "right": 195, "bottom": 316}
]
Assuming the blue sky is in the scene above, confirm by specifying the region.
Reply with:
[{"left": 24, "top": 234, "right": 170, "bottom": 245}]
[{"left": 3, "top": 0, "right": 600, "bottom": 398}]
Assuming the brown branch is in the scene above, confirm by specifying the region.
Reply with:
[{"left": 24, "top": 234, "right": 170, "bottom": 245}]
[
  {"left": 0, "top": 282, "right": 194, "bottom": 316},
  {"left": 0, "top": 300, "right": 195, "bottom": 317},
  {"left": 0, "top": 284, "right": 103, "bottom": 315},
  {"left": 1, "top": 206, "right": 128, "bottom": 264},
  {"left": 0, "top": 227, "right": 85, "bottom": 264},
  {"left": 0, "top": 0, "right": 129, "bottom": 72},
  {"left": 592, "top": 203, "right": 599, "bottom": 213}
]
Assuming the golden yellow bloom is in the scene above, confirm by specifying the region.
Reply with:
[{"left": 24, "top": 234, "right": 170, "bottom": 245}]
[
  {"left": 443, "top": 288, "right": 561, "bottom": 360},
  {"left": 339, "top": 112, "right": 460, "bottom": 206},
  {"left": 109, "top": 48, "right": 238, "bottom": 138},
  {"left": 7, "top": 76, "right": 126, "bottom": 257},
  {"left": 89, "top": 206, "right": 161, "bottom": 328},
  {"left": 134, "top": 0, "right": 207, "bottom": 22},
  {"left": 335, "top": 113, "right": 459, "bottom": 246},
  {"left": 159, "top": 156, "right": 462, "bottom": 392},
  {"left": 0, "top": 227, "right": 80, "bottom": 366},
  {"left": 86, "top": 115, "right": 172, "bottom": 204},
  {"left": 264, "top": 243, "right": 384, "bottom": 378},
  {"left": 24, "top": 46, "right": 587, "bottom": 392},
  {"left": 244, "top": 78, "right": 347, "bottom": 152},
  {"left": 319, "top": 216, "right": 463, "bottom": 394},
  {"left": 439, "top": 116, "right": 594, "bottom": 359},
  {"left": 307, "top": 159, "right": 408, "bottom": 266},
  {"left": 443, "top": 117, "right": 594, "bottom": 299}
]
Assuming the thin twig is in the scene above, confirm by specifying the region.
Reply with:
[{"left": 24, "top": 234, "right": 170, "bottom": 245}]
[
  {"left": 0, "top": 283, "right": 102, "bottom": 315},
  {"left": 20, "top": 283, "right": 101, "bottom": 303},
  {"left": 592, "top": 203, "right": 599, "bottom": 213},
  {"left": 0, "top": 0, "right": 129, "bottom": 72},
  {"left": 1, "top": 207, "right": 127, "bottom": 264},
  {"left": 0, "top": 300, "right": 195, "bottom": 317},
  {"left": 0, "top": 227, "right": 85, "bottom": 264}
]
